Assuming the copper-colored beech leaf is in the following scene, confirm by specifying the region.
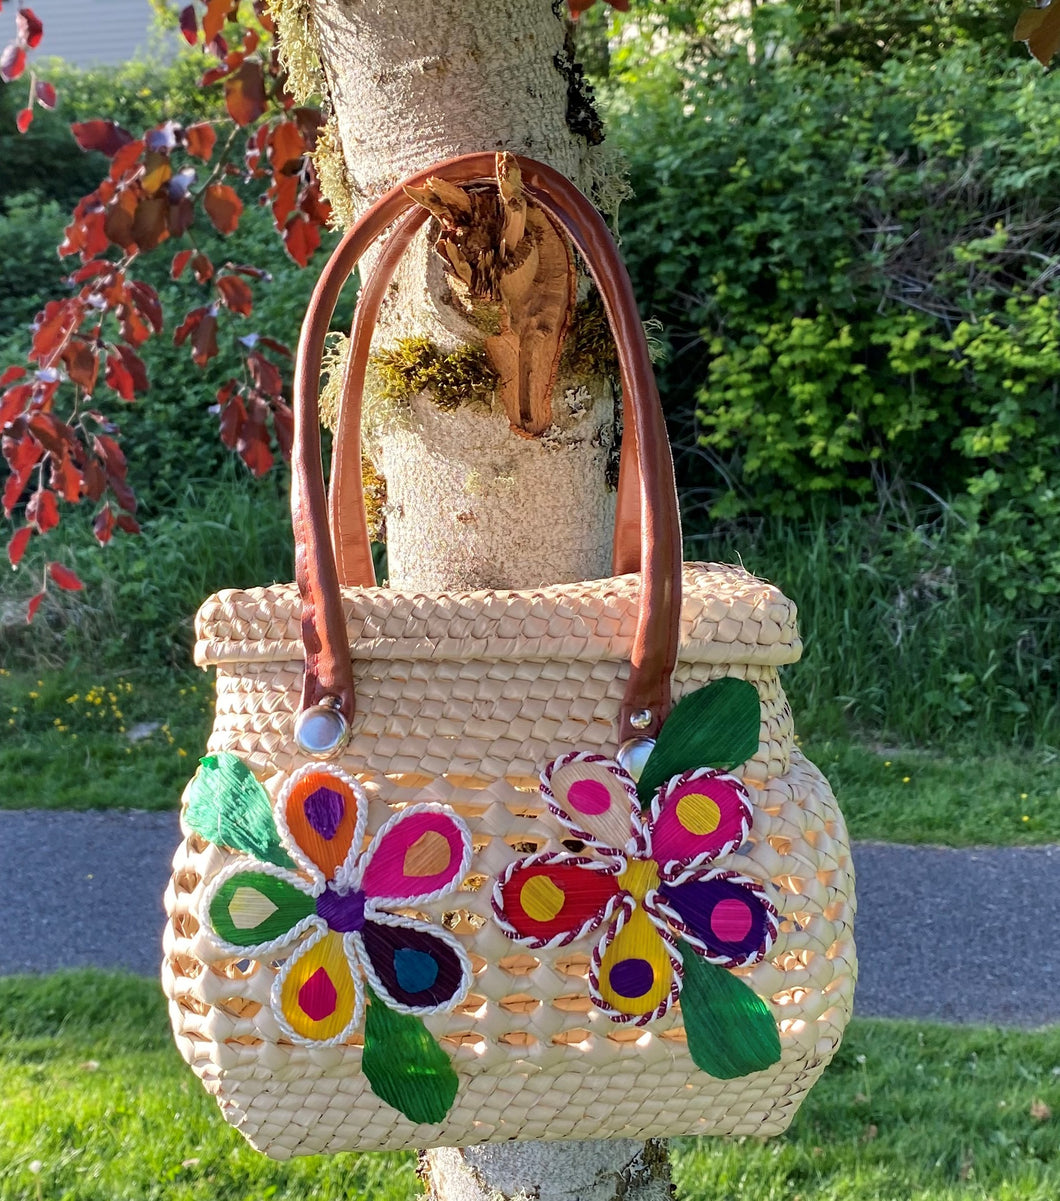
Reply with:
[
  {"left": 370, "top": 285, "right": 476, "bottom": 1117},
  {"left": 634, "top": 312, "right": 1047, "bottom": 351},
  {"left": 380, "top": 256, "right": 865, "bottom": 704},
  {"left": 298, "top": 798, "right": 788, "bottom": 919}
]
[
  {"left": 115, "top": 513, "right": 140, "bottom": 535},
  {"left": 0, "top": 366, "right": 26, "bottom": 387},
  {"left": 132, "top": 196, "right": 169, "bottom": 251},
  {"left": 117, "top": 345, "right": 148, "bottom": 393},
  {"left": 173, "top": 306, "right": 206, "bottom": 347},
  {"left": 71, "top": 119, "right": 134, "bottom": 158},
  {"left": 218, "top": 388, "right": 246, "bottom": 449},
  {"left": 51, "top": 453, "right": 81, "bottom": 503},
  {"left": 283, "top": 214, "right": 320, "bottom": 267},
  {"left": 247, "top": 350, "right": 282, "bottom": 395},
  {"left": 269, "top": 121, "right": 304, "bottom": 173},
  {"left": 26, "top": 412, "right": 70, "bottom": 456},
  {"left": 26, "top": 591, "right": 45, "bottom": 622},
  {"left": 34, "top": 80, "right": 57, "bottom": 109},
  {"left": 168, "top": 194, "right": 194, "bottom": 238},
  {"left": 62, "top": 340, "right": 99, "bottom": 392},
  {"left": 272, "top": 398, "right": 294, "bottom": 461},
  {"left": 240, "top": 395, "right": 273, "bottom": 476},
  {"left": 179, "top": 4, "right": 197, "bottom": 44},
  {"left": 105, "top": 354, "right": 135, "bottom": 401},
  {"left": 16, "top": 8, "right": 44, "bottom": 48},
  {"left": 171, "top": 248, "right": 193, "bottom": 280},
  {"left": 184, "top": 122, "right": 216, "bottom": 161},
  {"left": 204, "top": 183, "right": 243, "bottom": 235},
  {"left": 270, "top": 172, "right": 297, "bottom": 230},
  {"left": 225, "top": 59, "right": 266, "bottom": 128},
  {"left": 127, "top": 281, "right": 163, "bottom": 333},
  {"left": 191, "top": 252, "right": 214, "bottom": 283},
  {"left": 142, "top": 151, "right": 173, "bottom": 195},
  {"left": 48, "top": 561, "right": 83, "bottom": 591},
  {"left": 7, "top": 525, "right": 31, "bottom": 567},
  {"left": 216, "top": 274, "right": 253, "bottom": 316},
  {"left": 27, "top": 488, "right": 59, "bottom": 533},
  {"left": 109, "top": 138, "right": 144, "bottom": 180},
  {"left": 0, "top": 43, "right": 26, "bottom": 83},
  {"left": 192, "top": 311, "right": 219, "bottom": 368},
  {"left": 203, "top": 0, "right": 230, "bottom": 43},
  {"left": 103, "top": 190, "right": 137, "bottom": 250},
  {"left": 93, "top": 503, "right": 114, "bottom": 545},
  {"left": 1016, "top": 3, "right": 1060, "bottom": 64},
  {"left": 16, "top": 107, "right": 32, "bottom": 133},
  {"left": 118, "top": 303, "right": 150, "bottom": 348}
]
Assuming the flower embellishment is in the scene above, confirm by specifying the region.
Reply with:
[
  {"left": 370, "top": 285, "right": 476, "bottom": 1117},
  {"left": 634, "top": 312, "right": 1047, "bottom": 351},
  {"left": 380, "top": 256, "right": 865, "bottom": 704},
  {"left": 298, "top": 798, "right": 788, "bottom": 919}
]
[
  {"left": 493, "top": 677, "right": 786, "bottom": 1080},
  {"left": 494, "top": 752, "right": 779, "bottom": 1025},
  {"left": 184, "top": 752, "right": 473, "bottom": 1123}
]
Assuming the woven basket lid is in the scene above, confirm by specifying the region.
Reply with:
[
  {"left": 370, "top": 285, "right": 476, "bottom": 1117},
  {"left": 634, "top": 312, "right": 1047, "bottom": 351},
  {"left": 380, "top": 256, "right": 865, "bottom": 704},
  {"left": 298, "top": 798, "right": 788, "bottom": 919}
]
[{"left": 194, "top": 562, "right": 800, "bottom": 669}]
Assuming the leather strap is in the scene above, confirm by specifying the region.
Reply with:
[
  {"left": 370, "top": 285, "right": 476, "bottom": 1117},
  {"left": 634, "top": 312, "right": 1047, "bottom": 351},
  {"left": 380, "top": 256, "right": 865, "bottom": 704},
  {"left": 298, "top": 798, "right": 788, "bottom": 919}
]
[
  {"left": 293, "top": 153, "right": 682, "bottom": 742},
  {"left": 328, "top": 245, "right": 646, "bottom": 583}
]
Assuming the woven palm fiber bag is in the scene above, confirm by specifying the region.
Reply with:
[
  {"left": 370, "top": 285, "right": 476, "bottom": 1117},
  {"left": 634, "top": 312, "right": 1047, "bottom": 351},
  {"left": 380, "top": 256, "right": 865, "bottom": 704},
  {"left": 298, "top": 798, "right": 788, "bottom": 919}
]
[{"left": 162, "top": 154, "right": 856, "bottom": 1159}]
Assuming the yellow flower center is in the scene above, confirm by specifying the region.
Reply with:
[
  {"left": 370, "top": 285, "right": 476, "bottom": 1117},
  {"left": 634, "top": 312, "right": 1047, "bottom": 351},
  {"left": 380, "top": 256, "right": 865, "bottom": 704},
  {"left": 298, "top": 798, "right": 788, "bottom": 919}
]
[{"left": 617, "top": 857, "right": 660, "bottom": 901}]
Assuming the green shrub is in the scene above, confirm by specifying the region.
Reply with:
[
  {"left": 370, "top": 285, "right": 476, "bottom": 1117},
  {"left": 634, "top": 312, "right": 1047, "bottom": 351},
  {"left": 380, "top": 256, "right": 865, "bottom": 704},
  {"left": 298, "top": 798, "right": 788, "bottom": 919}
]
[{"left": 612, "top": 40, "right": 1060, "bottom": 607}]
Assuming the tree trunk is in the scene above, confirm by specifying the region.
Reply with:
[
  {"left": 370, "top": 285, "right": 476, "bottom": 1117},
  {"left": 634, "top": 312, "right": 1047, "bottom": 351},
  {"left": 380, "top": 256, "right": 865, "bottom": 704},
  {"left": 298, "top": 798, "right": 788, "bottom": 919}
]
[{"left": 290, "top": 0, "right": 673, "bottom": 1195}]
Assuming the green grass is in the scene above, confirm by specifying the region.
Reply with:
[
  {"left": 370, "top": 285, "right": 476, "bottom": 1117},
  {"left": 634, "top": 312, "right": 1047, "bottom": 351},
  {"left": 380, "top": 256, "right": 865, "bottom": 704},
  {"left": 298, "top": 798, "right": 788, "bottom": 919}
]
[
  {"left": 0, "top": 667, "right": 213, "bottom": 810},
  {"left": 685, "top": 510, "right": 1060, "bottom": 751},
  {"left": 2, "top": 972, "right": 1059, "bottom": 1201},
  {"left": 801, "top": 736, "right": 1060, "bottom": 847}
]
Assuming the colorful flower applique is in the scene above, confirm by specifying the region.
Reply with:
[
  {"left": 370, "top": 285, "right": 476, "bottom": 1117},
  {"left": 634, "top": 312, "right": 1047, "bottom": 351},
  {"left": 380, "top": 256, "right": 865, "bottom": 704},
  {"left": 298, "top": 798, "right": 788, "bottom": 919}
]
[
  {"left": 492, "top": 677, "right": 784, "bottom": 1080},
  {"left": 184, "top": 752, "right": 473, "bottom": 1124}
]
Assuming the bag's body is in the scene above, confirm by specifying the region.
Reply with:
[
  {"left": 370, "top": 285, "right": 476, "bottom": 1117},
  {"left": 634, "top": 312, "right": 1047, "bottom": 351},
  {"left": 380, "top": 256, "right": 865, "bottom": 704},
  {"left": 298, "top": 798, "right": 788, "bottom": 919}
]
[{"left": 162, "top": 155, "right": 855, "bottom": 1160}]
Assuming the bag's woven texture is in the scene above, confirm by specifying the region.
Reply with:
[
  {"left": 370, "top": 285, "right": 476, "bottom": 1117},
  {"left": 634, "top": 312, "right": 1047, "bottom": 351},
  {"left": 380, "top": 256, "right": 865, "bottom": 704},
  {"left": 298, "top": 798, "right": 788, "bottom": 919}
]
[{"left": 162, "top": 562, "right": 856, "bottom": 1157}]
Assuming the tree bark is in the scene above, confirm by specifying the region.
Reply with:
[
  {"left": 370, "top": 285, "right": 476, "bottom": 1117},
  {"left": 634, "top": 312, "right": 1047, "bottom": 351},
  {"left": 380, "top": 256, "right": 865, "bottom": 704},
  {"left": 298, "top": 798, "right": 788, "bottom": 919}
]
[
  {"left": 309, "top": 0, "right": 623, "bottom": 592},
  {"left": 298, "top": 0, "right": 673, "bottom": 1195}
]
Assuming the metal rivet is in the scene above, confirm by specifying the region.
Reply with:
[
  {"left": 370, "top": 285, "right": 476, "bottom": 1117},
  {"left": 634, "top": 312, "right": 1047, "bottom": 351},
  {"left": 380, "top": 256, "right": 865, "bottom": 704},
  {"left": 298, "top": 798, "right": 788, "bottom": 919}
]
[
  {"left": 630, "top": 708, "right": 653, "bottom": 730},
  {"left": 294, "top": 699, "right": 349, "bottom": 759},
  {"left": 616, "top": 736, "right": 656, "bottom": 783}
]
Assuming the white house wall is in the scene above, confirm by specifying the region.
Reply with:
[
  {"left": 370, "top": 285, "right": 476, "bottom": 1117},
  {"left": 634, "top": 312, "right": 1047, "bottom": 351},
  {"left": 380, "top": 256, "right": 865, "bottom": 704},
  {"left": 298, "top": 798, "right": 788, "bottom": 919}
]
[{"left": 31, "top": 0, "right": 177, "bottom": 68}]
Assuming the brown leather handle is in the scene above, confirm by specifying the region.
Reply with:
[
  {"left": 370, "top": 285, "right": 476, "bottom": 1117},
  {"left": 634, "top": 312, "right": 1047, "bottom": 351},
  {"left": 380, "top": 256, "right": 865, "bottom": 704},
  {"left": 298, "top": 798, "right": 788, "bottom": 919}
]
[
  {"left": 327, "top": 216, "right": 645, "bottom": 585},
  {"left": 293, "top": 153, "right": 682, "bottom": 744}
]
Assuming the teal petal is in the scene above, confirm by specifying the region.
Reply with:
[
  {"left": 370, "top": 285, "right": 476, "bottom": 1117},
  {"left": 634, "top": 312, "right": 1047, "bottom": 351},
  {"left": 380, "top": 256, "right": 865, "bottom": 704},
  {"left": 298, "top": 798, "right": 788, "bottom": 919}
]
[
  {"left": 680, "top": 940, "right": 781, "bottom": 1079},
  {"left": 184, "top": 753, "right": 294, "bottom": 868},
  {"left": 362, "top": 989, "right": 459, "bottom": 1124},
  {"left": 637, "top": 678, "right": 761, "bottom": 806}
]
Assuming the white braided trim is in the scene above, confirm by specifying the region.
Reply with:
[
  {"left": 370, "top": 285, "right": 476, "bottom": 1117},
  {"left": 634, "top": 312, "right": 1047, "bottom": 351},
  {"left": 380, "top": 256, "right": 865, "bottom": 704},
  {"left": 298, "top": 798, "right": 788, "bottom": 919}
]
[
  {"left": 351, "top": 911, "right": 474, "bottom": 1017},
  {"left": 647, "top": 767, "right": 753, "bottom": 878},
  {"left": 654, "top": 868, "right": 781, "bottom": 968},
  {"left": 269, "top": 926, "right": 366, "bottom": 1047},
  {"left": 541, "top": 751, "right": 641, "bottom": 857},
  {"left": 274, "top": 762, "right": 368, "bottom": 892},
  {"left": 588, "top": 896, "right": 684, "bottom": 1027},
  {"left": 491, "top": 850, "right": 622, "bottom": 950},
  {"left": 197, "top": 857, "right": 324, "bottom": 960},
  {"left": 356, "top": 803, "right": 473, "bottom": 908}
]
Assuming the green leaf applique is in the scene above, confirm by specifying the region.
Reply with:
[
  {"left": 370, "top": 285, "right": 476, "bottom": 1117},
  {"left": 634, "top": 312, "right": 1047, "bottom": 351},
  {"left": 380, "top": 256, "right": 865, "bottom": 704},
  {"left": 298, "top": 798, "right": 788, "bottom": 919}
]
[
  {"left": 184, "top": 752, "right": 294, "bottom": 868},
  {"left": 637, "top": 678, "right": 761, "bottom": 806},
  {"left": 679, "top": 940, "right": 781, "bottom": 1079},
  {"left": 362, "top": 988, "right": 460, "bottom": 1123}
]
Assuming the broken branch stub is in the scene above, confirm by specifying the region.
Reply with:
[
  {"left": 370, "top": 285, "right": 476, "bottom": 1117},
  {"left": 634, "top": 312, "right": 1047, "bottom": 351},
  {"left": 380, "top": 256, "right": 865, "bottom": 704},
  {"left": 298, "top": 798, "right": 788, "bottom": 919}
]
[{"left": 404, "top": 154, "right": 575, "bottom": 437}]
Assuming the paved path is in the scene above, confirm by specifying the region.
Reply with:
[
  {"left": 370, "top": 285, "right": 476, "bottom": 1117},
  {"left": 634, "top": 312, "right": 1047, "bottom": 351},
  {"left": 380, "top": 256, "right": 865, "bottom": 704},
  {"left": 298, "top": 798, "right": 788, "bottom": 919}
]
[{"left": 2, "top": 811, "right": 1057, "bottom": 1026}]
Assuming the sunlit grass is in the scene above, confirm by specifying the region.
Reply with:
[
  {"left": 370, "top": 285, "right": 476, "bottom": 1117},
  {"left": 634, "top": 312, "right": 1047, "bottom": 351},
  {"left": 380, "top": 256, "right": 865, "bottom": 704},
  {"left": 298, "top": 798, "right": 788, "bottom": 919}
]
[
  {"left": 0, "top": 667, "right": 212, "bottom": 810},
  {"left": 2, "top": 973, "right": 1059, "bottom": 1201}
]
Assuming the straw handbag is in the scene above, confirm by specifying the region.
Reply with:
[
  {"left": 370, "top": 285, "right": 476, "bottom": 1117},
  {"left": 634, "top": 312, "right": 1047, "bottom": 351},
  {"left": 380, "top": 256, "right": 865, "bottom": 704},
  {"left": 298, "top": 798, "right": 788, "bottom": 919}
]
[{"left": 162, "top": 154, "right": 856, "bottom": 1159}]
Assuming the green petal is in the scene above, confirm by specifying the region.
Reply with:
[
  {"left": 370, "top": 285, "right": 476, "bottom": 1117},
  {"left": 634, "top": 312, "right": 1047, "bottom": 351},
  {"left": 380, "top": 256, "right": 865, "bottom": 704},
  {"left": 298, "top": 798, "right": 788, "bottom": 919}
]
[
  {"left": 679, "top": 940, "right": 781, "bottom": 1079},
  {"left": 637, "top": 678, "right": 761, "bottom": 806},
  {"left": 208, "top": 870, "right": 315, "bottom": 949},
  {"left": 185, "top": 753, "right": 294, "bottom": 868},
  {"left": 362, "top": 988, "right": 459, "bottom": 1124}
]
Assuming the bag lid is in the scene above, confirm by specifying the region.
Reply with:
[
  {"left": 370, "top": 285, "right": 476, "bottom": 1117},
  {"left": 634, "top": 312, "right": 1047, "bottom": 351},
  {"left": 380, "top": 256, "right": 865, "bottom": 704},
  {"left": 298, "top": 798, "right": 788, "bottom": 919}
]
[{"left": 194, "top": 563, "right": 801, "bottom": 670}]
